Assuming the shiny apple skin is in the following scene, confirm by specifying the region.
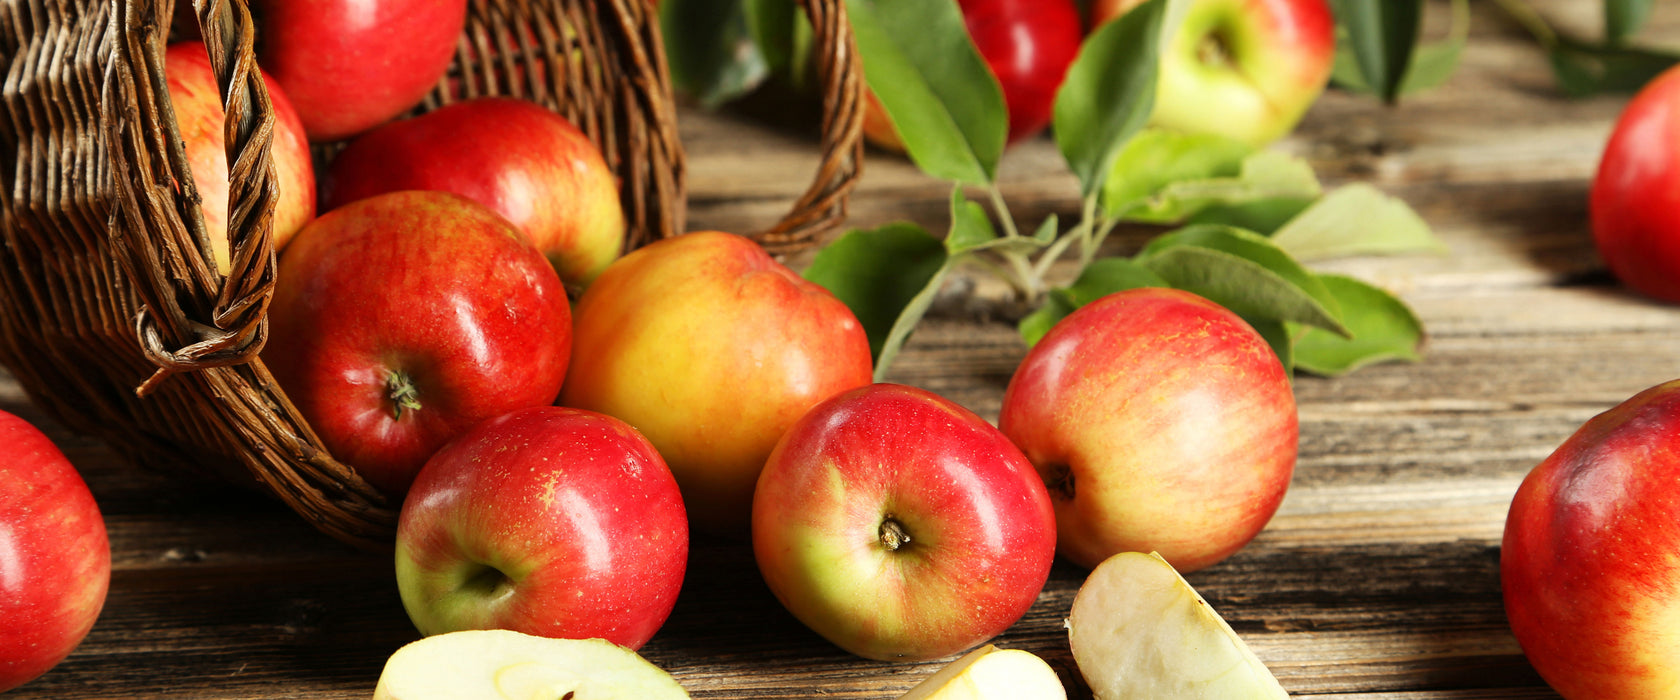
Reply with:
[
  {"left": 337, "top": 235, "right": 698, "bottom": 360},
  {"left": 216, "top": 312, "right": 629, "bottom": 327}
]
[
  {"left": 0, "top": 410, "right": 110, "bottom": 693},
  {"left": 396, "top": 406, "right": 688, "bottom": 650},
  {"left": 164, "top": 41, "right": 315, "bottom": 274},
  {"left": 999, "top": 287, "right": 1297, "bottom": 573},
  {"left": 752, "top": 383, "right": 1057, "bottom": 662},
  {"left": 1591, "top": 65, "right": 1680, "bottom": 304},
  {"left": 1502, "top": 379, "right": 1680, "bottom": 700},
  {"left": 321, "top": 97, "right": 625, "bottom": 289},
  {"left": 263, "top": 191, "right": 572, "bottom": 496}
]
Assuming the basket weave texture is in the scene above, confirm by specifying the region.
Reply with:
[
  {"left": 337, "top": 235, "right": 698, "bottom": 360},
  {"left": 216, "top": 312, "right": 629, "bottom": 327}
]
[{"left": 0, "top": 0, "right": 862, "bottom": 550}]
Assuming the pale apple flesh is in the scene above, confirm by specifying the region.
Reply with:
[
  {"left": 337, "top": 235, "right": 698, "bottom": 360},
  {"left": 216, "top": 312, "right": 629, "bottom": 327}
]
[
  {"left": 899, "top": 645, "right": 1067, "bottom": 700},
  {"left": 373, "top": 630, "right": 690, "bottom": 700},
  {"left": 1067, "top": 551, "right": 1287, "bottom": 700}
]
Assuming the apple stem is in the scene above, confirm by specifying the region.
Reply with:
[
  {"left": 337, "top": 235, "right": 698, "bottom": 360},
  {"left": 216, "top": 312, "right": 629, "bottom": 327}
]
[
  {"left": 385, "top": 369, "right": 423, "bottom": 420},
  {"left": 879, "top": 518, "right": 912, "bottom": 551}
]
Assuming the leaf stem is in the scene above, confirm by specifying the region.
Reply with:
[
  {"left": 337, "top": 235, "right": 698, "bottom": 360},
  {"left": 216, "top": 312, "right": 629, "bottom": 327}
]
[{"left": 987, "top": 185, "right": 1023, "bottom": 239}]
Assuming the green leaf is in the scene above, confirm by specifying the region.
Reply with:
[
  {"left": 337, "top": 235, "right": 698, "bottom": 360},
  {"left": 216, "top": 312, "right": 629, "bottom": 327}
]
[
  {"left": 846, "top": 0, "right": 1007, "bottom": 184},
  {"left": 1017, "top": 258, "right": 1168, "bottom": 346},
  {"left": 1114, "top": 149, "right": 1322, "bottom": 224},
  {"left": 1185, "top": 197, "right": 1316, "bottom": 235},
  {"left": 1332, "top": 0, "right": 1466, "bottom": 97},
  {"left": 1292, "top": 274, "right": 1425, "bottom": 376},
  {"left": 802, "top": 223, "right": 948, "bottom": 365},
  {"left": 1330, "top": 0, "right": 1422, "bottom": 103},
  {"left": 1269, "top": 183, "right": 1446, "bottom": 261},
  {"left": 1101, "top": 128, "right": 1253, "bottom": 218},
  {"left": 946, "top": 187, "right": 998, "bottom": 254},
  {"left": 1547, "top": 37, "right": 1680, "bottom": 98},
  {"left": 1139, "top": 246, "right": 1350, "bottom": 337},
  {"left": 1054, "top": 0, "right": 1176, "bottom": 197},
  {"left": 1606, "top": 0, "right": 1654, "bottom": 45},
  {"left": 746, "top": 0, "right": 813, "bottom": 89},
  {"left": 660, "top": 0, "right": 769, "bottom": 108},
  {"left": 1031, "top": 214, "right": 1060, "bottom": 244},
  {"left": 1138, "top": 225, "right": 1341, "bottom": 320}
]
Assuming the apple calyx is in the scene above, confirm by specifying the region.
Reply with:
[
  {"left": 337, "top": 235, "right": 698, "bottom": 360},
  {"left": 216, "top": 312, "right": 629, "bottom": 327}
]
[
  {"left": 1196, "top": 31, "right": 1234, "bottom": 72},
  {"left": 385, "top": 368, "right": 423, "bottom": 419},
  {"left": 879, "top": 518, "right": 913, "bottom": 551},
  {"left": 1043, "top": 463, "right": 1075, "bottom": 501}
]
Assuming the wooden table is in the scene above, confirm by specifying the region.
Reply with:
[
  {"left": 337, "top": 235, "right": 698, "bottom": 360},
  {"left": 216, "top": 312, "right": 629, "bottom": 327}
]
[{"left": 6, "top": 2, "right": 1678, "bottom": 697}]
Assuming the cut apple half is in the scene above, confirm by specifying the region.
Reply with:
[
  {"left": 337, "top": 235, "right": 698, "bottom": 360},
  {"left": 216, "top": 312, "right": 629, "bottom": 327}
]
[
  {"left": 373, "top": 629, "right": 690, "bottom": 700},
  {"left": 1067, "top": 551, "right": 1287, "bottom": 699},
  {"left": 899, "top": 644, "right": 1066, "bottom": 700}
]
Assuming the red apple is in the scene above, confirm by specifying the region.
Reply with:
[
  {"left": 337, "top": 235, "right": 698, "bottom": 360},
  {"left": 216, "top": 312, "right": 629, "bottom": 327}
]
[
  {"left": 321, "top": 97, "right": 625, "bottom": 290},
  {"left": 1090, "top": 0, "right": 1336, "bottom": 147},
  {"left": 752, "top": 383, "right": 1057, "bottom": 661},
  {"left": 1591, "top": 65, "right": 1680, "bottom": 304},
  {"left": 862, "top": 0, "right": 1082, "bottom": 149},
  {"left": 252, "top": 0, "right": 468, "bottom": 141},
  {"left": 0, "top": 410, "right": 110, "bottom": 693},
  {"left": 164, "top": 41, "right": 315, "bottom": 274},
  {"left": 395, "top": 406, "right": 687, "bottom": 650},
  {"left": 262, "top": 190, "right": 572, "bottom": 496},
  {"left": 560, "top": 231, "right": 873, "bottom": 538},
  {"left": 999, "top": 287, "right": 1297, "bottom": 573},
  {"left": 1502, "top": 379, "right": 1680, "bottom": 699}
]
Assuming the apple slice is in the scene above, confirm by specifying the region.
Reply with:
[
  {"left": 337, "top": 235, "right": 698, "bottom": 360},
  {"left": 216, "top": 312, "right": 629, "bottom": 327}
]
[
  {"left": 1067, "top": 551, "right": 1288, "bottom": 699},
  {"left": 373, "top": 629, "right": 690, "bottom": 700},
  {"left": 899, "top": 645, "right": 1067, "bottom": 700}
]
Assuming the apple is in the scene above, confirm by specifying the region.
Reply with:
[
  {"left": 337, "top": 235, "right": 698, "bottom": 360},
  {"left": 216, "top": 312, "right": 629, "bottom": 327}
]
[
  {"left": 752, "top": 383, "right": 1057, "bottom": 661},
  {"left": 999, "top": 287, "right": 1297, "bottom": 573},
  {"left": 560, "top": 231, "right": 873, "bottom": 538},
  {"left": 395, "top": 406, "right": 687, "bottom": 650},
  {"left": 1068, "top": 551, "right": 1288, "bottom": 699},
  {"left": 1090, "top": 0, "right": 1336, "bottom": 147},
  {"left": 1501, "top": 379, "right": 1680, "bottom": 700},
  {"left": 373, "top": 629, "right": 691, "bottom": 699},
  {"left": 250, "top": 0, "right": 468, "bottom": 141},
  {"left": 1590, "top": 65, "right": 1680, "bottom": 304},
  {"left": 862, "top": 0, "right": 1082, "bottom": 149},
  {"left": 899, "top": 645, "right": 1066, "bottom": 700},
  {"left": 164, "top": 41, "right": 315, "bottom": 274},
  {"left": 262, "top": 190, "right": 572, "bottom": 496},
  {"left": 321, "top": 97, "right": 625, "bottom": 290},
  {"left": 0, "top": 410, "right": 110, "bottom": 693}
]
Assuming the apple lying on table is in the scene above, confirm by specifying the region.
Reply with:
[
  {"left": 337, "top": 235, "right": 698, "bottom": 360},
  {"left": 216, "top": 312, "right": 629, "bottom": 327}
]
[
  {"left": 1590, "top": 64, "right": 1680, "bottom": 304},
  {"left": 0, "top": 410, "right": 110, "bottom": 693},
  {"left": 373, "top": 629, "right": 690, "bottom": 700},
  {"left": 1068, "top": 551, "right": 1288, "bottom": 699},
  {"left": 1089, "top": 0, "right": 1336, "bottom": 147},
  {"left": 262, "top": 191, "right": 572, "bottom": 496},
  {"left": 396, "top": 406, "right": 687, "bottom": 650},
  {"left": 322, "top": 97, "right": 625, "bottom": 290},
  {"left": 561, "top": 231, "right": 872, "bottom": 538},
  {"left": 164, "top": 41, "right": 315, "bottom": 274},
  {"left": 898, "top": 645, "right": 1066, "bottom": 700},
  {"left": 753, "top": 383, "right": 1057, "bottom": 661},
  {"left": 999, "top": 287, "right": 1297, "bottom": 573},
  {"left": 1502, "top": 378, "right": 1680, "bottom": 700}
]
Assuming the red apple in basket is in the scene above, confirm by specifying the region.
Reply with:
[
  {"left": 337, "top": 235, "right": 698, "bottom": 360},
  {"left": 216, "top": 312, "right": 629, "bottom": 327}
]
[
  {"left": 752, "top": 383, "right": 1057, "bottom": 661},
  {"left": 262, "top": 190, "right": 572, "bottom": 496},
  {"left": 1591, "top": 65, "right": 1680, "bottom": 304},
  {"left": 164, "top": 41, "right": 315, "bottom": 274},
  {"left": 395, "top": 406, "right": 687, "bottom": 649},
  {"left": 999, "top": 287, "right": 1297, "bottom": 573},
  {"left": 0, "top": 410, "right": 110, "bottom": 693},
  {"left": 862, "top": 0, "right": 1082, "bottom": 149},
  {"left": 251, "top": 0, "right": 468, "bottom": 141},
  {"left": 560, "top": 231, "right": 873, "bottom": 538},
  {"left": 1090, "top": 0, "right": 1336, "bottom": 147},
  {"left": 1502, "top": 379, "right": 1680, "bottom": 700},
  {"left": 322, "top": 97, "right": 626, "bottom": 290}
]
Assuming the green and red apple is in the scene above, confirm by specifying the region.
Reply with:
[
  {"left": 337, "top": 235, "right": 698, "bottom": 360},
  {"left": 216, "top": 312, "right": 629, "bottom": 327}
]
[
  {"left": 1089, "top": 0, "right": 1336, "bottom": 147},
  {"left": 752, "top": 383, "right": 1057, "bottom": 661},
  {"left": 560, "top": 231, "right": 873, "bottom": 538},
  {"left": 373, "top": 629, "right": 691, "bottom": 699},
  {"left": 262, "top": 191, "right": 572, "bottom": 496},
  {"left": 1000, "top": 287, "right": 1297, "bottom": 573},
  {"left": 1591, "top": 64, "right": 1680, "bottom": 304},
  {"left": 322, "top": 97, "right": 626, "bottom": 290},
  {"left": 395, "top": 406, "right": 687, "bottom": 650},
  {"left": 1502, "top": 379, "right": 1680, "bottom": 699},
  {"left": 164, "top": 41, "right": 315, "bottom": 274},
  {"left": 0, "top": 410, "right": 110, "bottom": 693},
  {"left": 898, "top": 645, "right": 1066, "bottom": 700}
]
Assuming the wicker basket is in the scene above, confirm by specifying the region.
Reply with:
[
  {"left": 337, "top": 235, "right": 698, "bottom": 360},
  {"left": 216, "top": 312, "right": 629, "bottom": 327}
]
[{"left": 0, "top": 0, "right": 862, "bottom": 550}]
